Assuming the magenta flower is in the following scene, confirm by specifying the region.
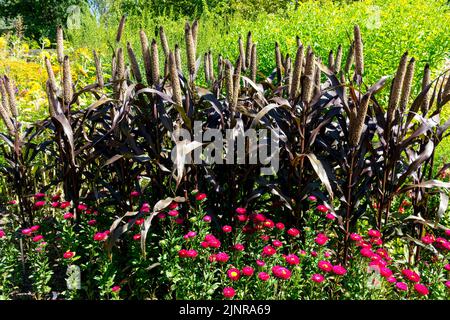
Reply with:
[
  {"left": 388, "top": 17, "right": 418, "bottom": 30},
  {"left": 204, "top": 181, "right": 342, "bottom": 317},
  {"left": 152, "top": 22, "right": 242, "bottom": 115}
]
[
  {"left": 168, "top": 210, "right": 179, "bottom": 217},
  {"left": 133, "top": 234, "right": 141, "bottom": 241},
  {"left": 396, "top": 282, "right": 408, "bottom": 291},
  {"left": 21, "top": 228, "right": 32, "bottom": 235},
  {"left": 222, "top": 287, "right": 235, "bottom": 298},
  {"left": 368, "top": 229, "right": 381, "bottom": 238},
  {"left": 241, "top": 266, "right": 254, "bottom": 276},
  {"left": 215, "top": 252, "right": 230, "bottom": 263},
  {"left": 32, "top": 235, "right": 44, "bottom": 242},
  {"left": 318, "top": 260, "right": 333, "bottom": 273},
  {"left": 93, "top": 232, "right": 108, "bottom": 241},
  {"left": 195, "top": 193, "right": 207, "bottom": 201},
  {"left": 287, "top": 228, "right": 300, "bottom": 237},
  {"left": 63, "top": 251, "right": 75, "bottom": 259},
  {"left": 272, "top": 265, "right": 291, "bottom": 279},
  {"left": 262, "top": 245, "right": 276, "bottom": 256},
  {"left": 60, "top": 201, "right": 71, "bottom": 209},
  {"left": 272, "top": 239, "right": 283, "bottom": 248},
  {"left": 34, "top": 201, "right": 46, "bottom": 208},
  {"left": 63, "top": 212, "right": 74, "bottom": 220},
  {"left": 227, "top": 268, "right": 240, "bottom": 281},
  {"left": 414, "top": 283, "right": 429, "bottom": 296},
  {"left": 284, "top": 254, "right": 300, "bottom": 265},
  {"left": 315, "top": 233, "right": 329, "bottom": 246},
  {"left": 350, "top": 233, "right": 362, "bottom": 241},
  {"left": 311, "top": 274, "right": 325, "bottom": 283},
  {"left": 275, "top": 222, "right": 285, "bottom": 230},
  {"left": 111, "top": 285, "right": 121, "bottom": 293},
  {"left": 130, "top": 191, "right": 140, "bottom": 198},
  {"left": 332, "top": 265, "right": 347, "bottom": 276},
  {"left": 222, "top": 225, "right": 232, "bottom": 233},
  {"left": 402, "top": 269, "right": 420, "bottom": 283},
  {"left": 258, "top": 272, "right": 270, "bottom": 281}
]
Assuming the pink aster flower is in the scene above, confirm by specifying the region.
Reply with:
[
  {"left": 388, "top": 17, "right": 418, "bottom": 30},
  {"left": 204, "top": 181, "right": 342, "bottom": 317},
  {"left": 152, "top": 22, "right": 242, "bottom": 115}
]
[
  {"left": 168, "top": 210, "right": 179, "bottom": 217},
  {"left": 311, "top": 274, "right": 325, "bottom": 283},
  {"left": 315, "top": 233, "right": 329, "bottom": 246},
  {"left": 386, "top": 276, "right": 397, "bottom": 283},
  {"left": 396, "top": 282, "right": 408, "bottom": 291},
  {"left": 51, "top": 202, "right": 60, "bottom": 208},
  {"left": 63, "top": 251, "right": 75, "bottom": 259},
  {"left": 63, "top": 212, "right": 74, "bottom": 220},
  {"left": 234, "top": 243, "right": 245, "bottom": 251},
  {"left": 235, "top": 207, "right": 247, "bottom": 215},
  {"left": 60, "top": 201, "right": 71, "bottom": 209},
  {"left": 275, "top": 222, "right": 285, "bottom": 230},
  {"left": 272, "top": 265, "right": 291, "bottom": 280},
  {"left": 195, "top": 193, "right": 207, "bottom": 201},
  {"left": 93, "top": 232, "right": 108, "bottom": 241},
  {"left": 421, "top": 234, "right": 435, "bottom": 245},
  {"left": 22, "top": 228, "right": 32, "bottom": 235},
  {"left": 352, "top": 232, "right": 364, "bottom": 241},
  {"left": 308, "top": 195, "right": 317, "bottom": 202},
  {"left": 316, "top": 204, "right": 328, "bottom": 213},
  {"left": 272, "top": 239, "right": 283, "bottom": 248},
  {"left": 284, "top": 254, "right": 300, "bottom": 265},
  {"left": 223, "top": 287, "right": 235, "bottom": 298},
  {"left": 77, "top": 203, "right": 88, "bottom": 211},
  {"left": 111, "top": 285, "right": 121, "bottom": 293},
  {"left": 380, "top": 267, "right": 393, "bottom": 278},
  {"left": 130, "top": 191, "right": 140, "bottom": 198},
  {"left": 262, "top": 245, "right": 276, "bottom": 256},
  {"left": 256, "top": 259, "right": 265, "bottom": 267},
  {"left": 34, "top": 201, "right": 46, "bottom": 208},
  {"left": 332, "top": 265, "right": 347, "bottom": 276},
  {"left": 414, "top": 283, "right": 429, "bottom": 296},
  {"left": 258, "top": 272, "right": 270, "bottom": 281},
  {"left": 140, "top": 203, "right": 150, "bottom": 213},
  {"left": 178, "top": 249, "right": 188, "bottom": 258},
  {"left": 402, "top": 269, "right": 420, "bottom": 283},
  {"left": 227, "top": 268, "right": 241, "bottom": 281},
  {"left": 203, "top": 215, "right": 212, "bottom": 222},
  {"left": 133, "top": 234, "right": 141, "bottom": 241},
  {"left": 186, "top": 249, "right": 198, "bottom": 258},
  {"left": 32, "top": 235, "right": 44, "bottom": 242},
  {"left": 222, "top": 225, "right": 232, "bottom": 233},
  {"left": 215, "top": 252, "right": 230, "bottom": 263},
  {"left": 318, "top": 260, "right": 333, "bottom": 273},
  {"left": 264, "top": 219, "right": 275, "bottom": 228},
  {"left": 287, "top": 228, "right": 300, "bottom": 237},
  {"left": 241, "top": 266, "right": 254, "bottom": 276},
  {"left": 368, "top": 229, "right": 381, "bottom": 238},
  {"left": 157, "top": 213, "right": 166, "bottom": 220}
]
